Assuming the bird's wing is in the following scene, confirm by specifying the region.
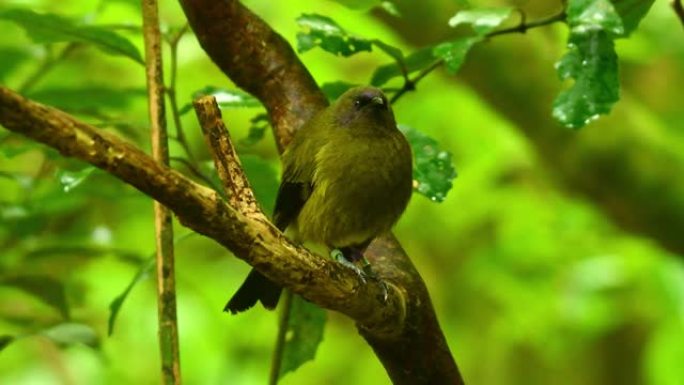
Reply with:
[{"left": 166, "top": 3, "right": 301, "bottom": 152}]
[{"left": 272, "top": 133, "right": 318, "bottom": 231}]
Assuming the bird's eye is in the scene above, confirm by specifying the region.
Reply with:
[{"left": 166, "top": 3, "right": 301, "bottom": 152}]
[{"left": 354, "top": 99, "right": 362, "bottom": 108}]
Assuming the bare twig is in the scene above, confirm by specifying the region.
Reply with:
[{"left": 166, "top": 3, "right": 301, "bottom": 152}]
[
  {"left": 141, "top": 0, "right": 181, "bottom": 383},
  {"left": 192, "top": 96, "right": 260, "bottom": 216},
  {"left": 673, "top": 0, "right": 684, "bottom": 29},
  {"left": 390, "top": 7, "right": 567, "bottom": 105},
  {"left": 269, "top": 290, "right": 293, "bottom": 385}
]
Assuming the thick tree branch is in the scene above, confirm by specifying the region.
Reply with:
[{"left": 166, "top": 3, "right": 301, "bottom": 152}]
[
  {"left": 0, "top": 87, "right": 402, "bottom": 338},
  {"left": 178, "top": 1, "right": 462, "bottom": 384}
]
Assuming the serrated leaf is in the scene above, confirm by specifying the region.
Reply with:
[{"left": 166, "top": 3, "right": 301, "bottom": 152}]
[
  {"left": 433, "top": 37, "right": 480, "bottom": 74},
  {"left": 610, "top": 0, "right": 655, "bottom": 36},
  {"left": 400, "top": 125, "right": 457, "bottom": 202},
  {"left": 0, "top": 9, "right": 143, "bottom": 64},
  {"left": 567, "top": 0, "right": 624, "bottom": 35},
  {"left": 0, "top": 275, "right": 70, "bottom": 319},
  {"left": 179, "top": 86, "right": 261, "bottom": 115},
  {"left": 553, "top": 30, "right": 619, "bottom": 129},
  {"left": 42, "top": 323, "right": 99, "bottom": 348},
  {"left": 0, "top": 335, "right": 15, "bottom": 352},
  {"left": 296, "top": 14, "right": 372, "bottom": 57},
  {"left": 56, "top": 167, "right": 96, "bottom": 193},
  {"left": 321, "top": 81, "right": 357, "bottom": 101},
  {"left": 370, "top": 47, "right": 436, "bottom": 86},
  {"left": 279, "top": 295, "right": 327, "bottom": 378},
  {"left": 108, "top": 257, "right": 154, "bottom": 335},
  {"left": 448, "top": 7, "right": 514, "bottom": 35}
]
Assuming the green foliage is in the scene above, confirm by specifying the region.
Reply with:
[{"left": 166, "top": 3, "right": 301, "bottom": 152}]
[
  {"left": 41, "top": 323, "right": 99, "bottom": 348},
  {"left": 296, "top": 13, "right": 372, "bottom": 56},
  {"left": 279, "top": 296, "right": 327, "bottom": 379},
  {"left": 370, "top": 47, "right": 436, "bottom": 86},
  {"left": 328, "top": 0, "right": 382, "bottom": 11},
  {"left": 320, "top": 81, "right": 356, "bottom": 100},
  {"left": 179, "top": 86, "right": 262, "bottom": 115},
  {"left": 0, "top": 8, "right": 143, "bottom": 64},
  {"left": 0, "top": 275, "right": 70, "bottom": 319},
  {"left": 108, "top": 258, "right": 154, "bottom": 336},
  {"left": 239, "top": 113, "right": 271, "bottom": 147},
  {"left": 433, "top": 37, "right": 480, "bottom": 74},
  {"left": 448, "top": 6, "right": 513, "bottom": 35},
  {"left": 400, "top": 125, "right": 457, "bottom": 202}
]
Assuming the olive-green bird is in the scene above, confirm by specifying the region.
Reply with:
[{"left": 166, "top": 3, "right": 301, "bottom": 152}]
[{"left": 225, "top": 86, "right": 413, "bottom": 314}]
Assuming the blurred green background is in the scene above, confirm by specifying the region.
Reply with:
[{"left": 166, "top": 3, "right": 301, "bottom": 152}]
[{"left": 1, "top": 0, "right": 683, "bottom": 384}]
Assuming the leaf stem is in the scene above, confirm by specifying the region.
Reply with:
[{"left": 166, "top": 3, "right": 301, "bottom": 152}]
[
  {"left": 391, "top": 6, "right": 567, "bottom": 105},
  {"left": 269, "top": 290, "right": 293, "bottom": 385}
]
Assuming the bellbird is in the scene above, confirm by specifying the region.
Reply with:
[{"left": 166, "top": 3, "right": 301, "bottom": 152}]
[{"left": 225, "top": 86, "right": 413, "bottom": 314}]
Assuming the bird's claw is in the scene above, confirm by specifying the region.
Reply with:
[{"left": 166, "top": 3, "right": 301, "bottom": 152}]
[
  {"left": 331, "top": 249, "right": 367, "bottom": 284},
  {"left": 330, "top": 250, "right": 389, "bottom": 302}
]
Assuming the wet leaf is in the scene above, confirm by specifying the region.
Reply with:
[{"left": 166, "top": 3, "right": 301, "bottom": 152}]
[
  {"left": 566, "top": 0, "right": 624, "bottom": 35},
  {"left": 552, "top": 30, "right": 619, "bottom": 129},
  {"left": 56, "top": 167, "right": 96, "bottom": 193},
  {"left": 0, "top": 9, "right": 143, "bottom": 64},
  {"left": 296, "top": 13, "right": 372, "bottom": 57},
  {"left": 279, "top": 295, "right": 327, "bottom": 378},
  {"left": 610, "top": 0, "right": 655, "bottom": 36},
  {"left": 433, "top": 37, "right": 480, "bottom": 74},
  {"left": 400, "top": 125, "right": 457, "bottom": 202},
  {"left": 179, "top": 86, "right": 261, "bottom": 115},
  {"left": 448, "top": 7, "right": 514, "bottom": 35}
]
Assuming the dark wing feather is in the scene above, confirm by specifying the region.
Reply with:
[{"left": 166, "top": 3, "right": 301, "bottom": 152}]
[{"left": 272, "top": 181, "right": 310, "bottom": 231}]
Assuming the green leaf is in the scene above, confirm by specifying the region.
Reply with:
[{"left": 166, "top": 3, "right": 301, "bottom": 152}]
[
  {"left": 370, "top": 47, "right": 436, "bottom": 86},
  {"left": 279, "top": 295, "right": 327, "bottom": 379},
  {"left": 552, "top": 30, "right": 619, "bottom": 129},
  {"left": 566, "top": 0, "right": 624, "bottom": 35},
  {"left": 296, "top": 14, "right": 372, "bottom": 57},
  {"left": 329, "top": 0, "right": 381, "bottom": 10},
  {"left": 400, "top": 125, "right": 457, "bottom": 202},
  {"left": 448, "top": 7, "right": 514, "bottom": 35},
  {"left": 0, "top": 275, "right": 70, "bottom": 319},
  {"left": 239, "top": 113, "right": 270, "bottom": 148},
  {"left": 0, "top": 335, "right": 15, "bottom": 352},
  {"left": 0, "top": 47, "right": 30, "bottom": 81},
  {"left": 610, "top": 0, "right": 655, "bottom": 36},
  {"left": 180, "top": 86, "right": 261, "bottom": 115},
  {"left": 108, "top": 257, "right": 154, "bottom": 336},
  {"left": 41, "top": 323, "right": 99, "bottom": 348},
  {"left": 321, "top": 81, "right": 357, "bottom": 101},
  {"left": 28, "top": 86, "right": 146, "bottom": 112},
  {"left": 380, "top": 1, "right": 401, "bottom": 17},
  {"left": 56, "top": 167, "right": 96, "bottom": 193},
  {"left": 0, "top": 9, "right": 143, "bottom": 64},
  {"left": 433, "top": 37, "right": 480, "bottom": 74}
]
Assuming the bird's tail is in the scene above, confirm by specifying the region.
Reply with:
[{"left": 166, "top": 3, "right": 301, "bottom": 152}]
[{"left": 225, "top": 269, "right": 282, "bottom": 314}]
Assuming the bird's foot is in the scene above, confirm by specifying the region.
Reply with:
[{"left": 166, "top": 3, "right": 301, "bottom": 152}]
[{"left": 331, "top": 248, "right": 366, "bottom": 284}]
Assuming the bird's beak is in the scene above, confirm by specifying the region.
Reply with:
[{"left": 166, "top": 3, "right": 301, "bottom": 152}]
[{"left": 371, "top": 95, "right": 385, "bottom": 106}]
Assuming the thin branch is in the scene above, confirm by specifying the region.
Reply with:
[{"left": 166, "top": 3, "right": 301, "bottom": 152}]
[
  {"left": 192, "top": 96, "right": 260, "bottom": 215},
  {"left": 390, "top": 7, "right": 567, "bottom": 105},
  {"left": 269, "top": 290, "right": 293, "bottom": 385},
  {"left": 141, "top": 0, "right": 181, "bottom": 383},
  {"left": 673, "top": 0, "right": 684, "bottom": 29}
]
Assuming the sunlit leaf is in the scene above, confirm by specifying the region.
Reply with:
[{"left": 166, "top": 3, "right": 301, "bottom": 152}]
[
  {"left": 108, "top": 257, "right": 154, "bottom": 336},
  {"left": 0, "top": 9, "right": 143, "bottom": 64},
  {"left": 433, "top": 37, "right": 480, "bottom": 74},
  {"left": 448, "top": 7, "right": 514, "bottom": 35},
  {"left": 566, "top": 0, "right": 624, "bottom": 35},
  {"left": 42, "top": 322, "right": 99, "bottom": 348},
  {"left": 552, "top": 30, "right": 619, "bottom": 129},
  {"left": 370, "top": 47, "right": 436, "bottom": 86},
  {"left": 400, "top": 125, "right": 457, "bottom": 202},
  {"left": 321, "top": 81, "right": 357, "bottom": 101},
  {"left": 0, "top": 275, "right": 70, "bottom": 319},
  {"left": 380, "top": 1, "right": 401, "bottom": 17},
  {"left": 179, "top": 86, "right": 261, "bottom": 115},
  {"left": 296, "top": 14, "right": 372, "bottom": 57},
  {"left": 56, "top": 167, "right": 96, "bottom": 193},
  {"left": 279, "top": 295, "right": 327, "bottom": 378},
  {"left": 610, "top": 0, "right": 655, "bottom": 36}
]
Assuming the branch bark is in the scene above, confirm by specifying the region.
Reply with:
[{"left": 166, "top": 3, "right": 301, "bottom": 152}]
[
  {"left": 178, "top": 0, "right": 463, "bottom": 383},
  {"left": 141, "top": 0, "right": 181, "bottom": 382}
]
